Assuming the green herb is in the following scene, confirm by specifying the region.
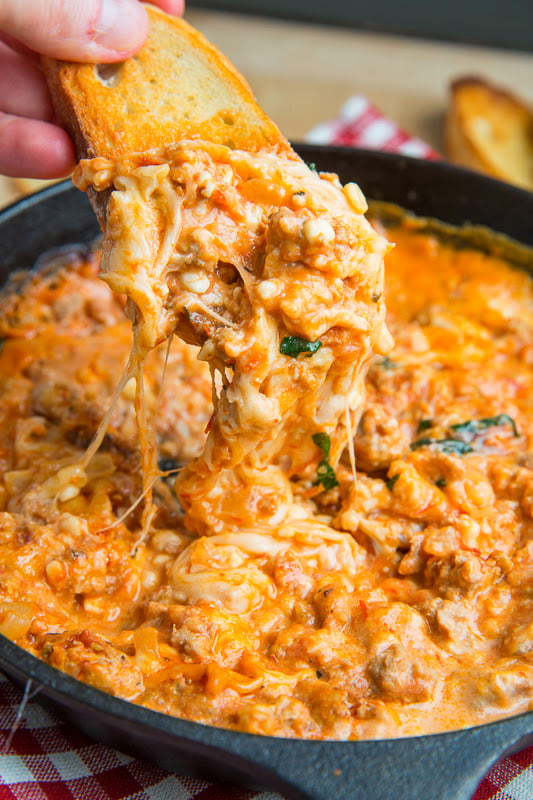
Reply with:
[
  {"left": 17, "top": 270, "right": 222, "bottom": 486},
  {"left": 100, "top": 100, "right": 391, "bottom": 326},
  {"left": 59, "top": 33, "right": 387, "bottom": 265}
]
[
  {"left": 417, "top": 419, "right": 433, "bottom": 433},
  {"left": 280, "top": 336, "right": 322, "bottom": 358},
  {"left": 451, "top": 414, "right": 519, "bottom": 438},
  {"left": 307, "top": 162, "right": 318, "bottom": 174},
  {"left": 410, "top": 438, "right": 473, "bottom": 455},
  {"left": 316, "top": 461, "right": 339, "bottom": 491},
  {"left": 313, "top": 432, "right": 331, "bottom": 459},
  {"left": 385, "top": 474, "right": 400, "bottom": 491},
  {"left": 312, "top": 432, "right": 339, "bottom": 491},
  {"left": 435, "top": 477, "right": 447, "bottom": 488},
  {"left": 379, "top": 356, "right": 397, "bottom": 369},
  {"left": 316, "top": 670, "right": 324, "bottom": 679},
  {"left": 372, "top": 293, "right": 382, "bottom": 303}
]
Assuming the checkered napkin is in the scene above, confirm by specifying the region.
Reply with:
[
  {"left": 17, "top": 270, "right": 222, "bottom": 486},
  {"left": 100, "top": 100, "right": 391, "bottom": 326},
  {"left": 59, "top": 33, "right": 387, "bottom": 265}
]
[
  {"left": 0, "top": 674, "right": 281, "bottom": 799},
  {"left": 305, "top": 94, "right": 441, "bottom": 159},
  {"left": 1, "top": 96, "right": 533, "bottom": 800}
]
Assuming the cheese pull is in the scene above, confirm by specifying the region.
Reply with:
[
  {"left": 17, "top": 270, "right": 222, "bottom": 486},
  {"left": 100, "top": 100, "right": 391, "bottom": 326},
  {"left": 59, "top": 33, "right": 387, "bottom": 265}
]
[{"left": 43, "top": 8, "right": 389, "bottom": 535}]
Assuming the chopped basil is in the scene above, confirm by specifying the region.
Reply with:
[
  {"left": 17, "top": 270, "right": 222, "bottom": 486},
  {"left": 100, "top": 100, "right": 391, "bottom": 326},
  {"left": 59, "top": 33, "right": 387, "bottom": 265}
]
[
  {"left": 385, "top": 474, "right": 400, "bottom": 491},
  {"left": 313, "top": 432, "right": 331, "bottom": 459},
  {"left": 435, "top": 477, "right": 447, "bottom": 488},
  {"left": 379, "top": 356, "right": 397, "bottom": 369},
  {"left": 312, "top": 432, "right": 339, "bottom": 491},
  {"left": 280, "top": 336, "right": 322, "bottom": 358},
  {"left": 307, "top": 162, "right": 318, "bottom": 174},
  {"left": 410, "top": 437, "right": 473, "bottom": 455},
  {"left": 417, "top": 419, "right": 433, "bottom": 433},
  {"left": 157, "top": 458, "right": 184, "bottom": 509},
  {"left": 411, "top": 438, "right": 435, "bottom": 449},
  {"left": 451, "top": 414, "right": 519, "bottom": 439}
]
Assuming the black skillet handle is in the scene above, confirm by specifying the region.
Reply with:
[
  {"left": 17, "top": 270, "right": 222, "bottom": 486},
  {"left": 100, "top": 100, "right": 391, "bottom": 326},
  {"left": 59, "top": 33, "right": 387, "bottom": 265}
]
[{"left": 242, "top": 713, "right": 533, "bottom": 800}]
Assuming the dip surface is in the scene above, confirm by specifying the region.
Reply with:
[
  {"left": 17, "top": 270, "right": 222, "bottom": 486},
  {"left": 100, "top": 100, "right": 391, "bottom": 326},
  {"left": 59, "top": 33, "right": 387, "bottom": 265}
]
[{"left": 1, "top": 219, "right": 533, "bottom": 739}]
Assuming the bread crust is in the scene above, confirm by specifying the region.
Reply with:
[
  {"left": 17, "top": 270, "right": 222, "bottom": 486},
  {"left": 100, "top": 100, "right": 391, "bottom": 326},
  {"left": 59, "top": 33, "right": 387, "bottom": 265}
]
[
  {"left": 445, "top": 76, "right": 533, "bottom": 191},
  {"left": 42, "top": 6, "right": 289, "bottom": 162},
  {"left": 42, "top": 7, "right": 293, "bottom": 225}
]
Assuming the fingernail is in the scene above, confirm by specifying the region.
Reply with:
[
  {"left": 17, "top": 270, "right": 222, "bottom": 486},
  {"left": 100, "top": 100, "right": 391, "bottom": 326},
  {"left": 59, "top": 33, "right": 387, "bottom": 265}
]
[{"left": 94, "top": 0, "right": 148, "bottom": 55}]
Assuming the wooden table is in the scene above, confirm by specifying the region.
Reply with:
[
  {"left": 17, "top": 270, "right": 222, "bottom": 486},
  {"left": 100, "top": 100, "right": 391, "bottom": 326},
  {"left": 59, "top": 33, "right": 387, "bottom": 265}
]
[
  {"left": 186, "top": 9, "right": 533, "bottom": 147},
  {"left": 0, "top": 8, "right": 531, "bottom": 207}
]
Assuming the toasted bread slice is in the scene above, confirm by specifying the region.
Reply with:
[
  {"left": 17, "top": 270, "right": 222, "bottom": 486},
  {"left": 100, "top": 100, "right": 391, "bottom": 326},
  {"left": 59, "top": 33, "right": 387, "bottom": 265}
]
[
  {"left": 42, "top": 5, "right": 288, "bottom": 164},
  {"left": 445, "top": 76, "right": 533, "bottom": 191}
]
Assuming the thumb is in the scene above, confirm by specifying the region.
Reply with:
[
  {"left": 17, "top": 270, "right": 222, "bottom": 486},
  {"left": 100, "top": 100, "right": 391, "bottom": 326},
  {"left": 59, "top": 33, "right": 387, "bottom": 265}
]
[{"left": 0, "top": 0, "right": 150, "bottom": 62}]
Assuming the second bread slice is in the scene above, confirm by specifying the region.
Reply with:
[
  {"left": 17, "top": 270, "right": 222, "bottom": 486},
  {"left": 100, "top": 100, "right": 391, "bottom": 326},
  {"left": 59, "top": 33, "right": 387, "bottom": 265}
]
[{"left": 445, "top": 76, "right": 533, "bottom": 191}]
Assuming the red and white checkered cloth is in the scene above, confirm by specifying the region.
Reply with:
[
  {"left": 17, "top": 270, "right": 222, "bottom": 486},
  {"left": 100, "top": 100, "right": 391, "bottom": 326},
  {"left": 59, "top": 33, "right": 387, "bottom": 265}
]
[
  {"left": 305, "top": 94, "right": 441, "bottom": 159},
  {"left": 1, "top": 95, "right": 533, "bottom": 800}
]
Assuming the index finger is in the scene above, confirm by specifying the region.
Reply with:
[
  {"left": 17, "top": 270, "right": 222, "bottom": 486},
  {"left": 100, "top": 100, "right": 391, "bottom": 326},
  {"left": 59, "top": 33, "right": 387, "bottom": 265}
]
[{"left": 0, "top": 0, "right": 184, "bottom": 63}]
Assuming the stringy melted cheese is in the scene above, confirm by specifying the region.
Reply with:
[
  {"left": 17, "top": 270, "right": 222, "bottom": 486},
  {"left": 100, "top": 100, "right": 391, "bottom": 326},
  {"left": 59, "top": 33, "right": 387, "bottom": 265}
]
[
  {"left": 3, "top": 216, "right": 533, "bottom": 739},
  {"left": 75, "top": 142, "right": 391, "bottom": 540}
]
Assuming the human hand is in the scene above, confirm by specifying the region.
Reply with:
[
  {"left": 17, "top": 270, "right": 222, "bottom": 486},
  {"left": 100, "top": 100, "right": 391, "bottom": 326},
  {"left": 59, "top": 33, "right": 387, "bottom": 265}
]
[{"left": 0, "top": 0, "right": 184, "bottom": 179}]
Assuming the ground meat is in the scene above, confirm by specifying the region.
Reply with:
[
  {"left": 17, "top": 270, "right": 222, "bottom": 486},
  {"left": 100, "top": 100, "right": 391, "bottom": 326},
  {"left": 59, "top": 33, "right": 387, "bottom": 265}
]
[
  {"left": 367, "top": 642, "right": 437, "bottom": 702},
  {"left": 3, "top": 222, "right": 533, "bottom": 741},
  {"left": 169, "top": 603, "right": 258, "bottom": 668},
  {"left": 38, "top": 630, "right": 144, "bottom": 700},
  {"left": 355, "top": 405, "right": 411, "bottom": 472}
]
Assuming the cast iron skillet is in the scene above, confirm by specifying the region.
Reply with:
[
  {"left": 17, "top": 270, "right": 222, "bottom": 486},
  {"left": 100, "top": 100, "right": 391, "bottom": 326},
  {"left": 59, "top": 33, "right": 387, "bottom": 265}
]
[{"left": 1, "top": 146, "right": 533, "bottom": 800}]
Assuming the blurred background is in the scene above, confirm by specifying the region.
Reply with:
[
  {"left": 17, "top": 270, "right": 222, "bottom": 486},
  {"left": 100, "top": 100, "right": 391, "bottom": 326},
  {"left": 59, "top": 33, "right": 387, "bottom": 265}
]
[
  {"left": 188, "top": 0, "right": 533, "bottom": 50},
  {"left": 0, "top": 0, "right": 531, "bottom": 206}
]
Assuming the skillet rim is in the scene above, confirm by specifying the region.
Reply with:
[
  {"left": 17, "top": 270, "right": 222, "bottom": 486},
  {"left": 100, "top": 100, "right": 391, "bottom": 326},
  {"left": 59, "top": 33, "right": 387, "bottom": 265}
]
[{"left": 1, "top": 146, "right": 533, "bottom": 800}]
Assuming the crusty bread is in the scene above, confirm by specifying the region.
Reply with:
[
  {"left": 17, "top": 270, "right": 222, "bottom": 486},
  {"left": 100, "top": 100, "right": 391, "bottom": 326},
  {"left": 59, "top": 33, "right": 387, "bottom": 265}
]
[
  {"left": 42, "top": 5, "right": 288, "bottom": 164},
  {"left": 445, "top": 76, "right": 533, "bottom": 191}
]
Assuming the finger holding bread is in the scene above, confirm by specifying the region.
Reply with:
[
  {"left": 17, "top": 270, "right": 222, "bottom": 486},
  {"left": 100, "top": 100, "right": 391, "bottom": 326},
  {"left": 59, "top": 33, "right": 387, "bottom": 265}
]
[
  {"left": 0, "top": 0, "right": 184, "bottom": 181},
  {"left": 41, "top": 7, "right": 288, "bottom": 164},
  {"left": 0, "top": 0, "right": 184, "bottom": 62},
  {"left": 41, "top": 6, "right": 291, "bottom": 224}
]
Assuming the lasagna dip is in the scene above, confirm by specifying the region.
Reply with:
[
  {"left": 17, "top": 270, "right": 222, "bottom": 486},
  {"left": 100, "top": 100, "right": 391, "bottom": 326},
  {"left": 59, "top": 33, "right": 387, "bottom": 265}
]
[{"left": 1, "top": 150, "right": 533, "bottom": 740}]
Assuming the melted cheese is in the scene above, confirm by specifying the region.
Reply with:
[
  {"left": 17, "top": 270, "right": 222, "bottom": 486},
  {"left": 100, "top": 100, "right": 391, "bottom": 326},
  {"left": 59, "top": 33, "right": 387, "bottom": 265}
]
[
  {"left": 3, "top": 220, "right": 533, "bottom": 739},
  {"left": 74, "top": 142, "right": 390, "bottom": 542}
]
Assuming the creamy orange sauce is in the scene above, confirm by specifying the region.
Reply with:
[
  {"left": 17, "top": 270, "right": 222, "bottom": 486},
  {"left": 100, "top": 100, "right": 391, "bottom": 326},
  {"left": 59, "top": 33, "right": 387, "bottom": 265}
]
[{"left": 1, "top": 209, "right": 533, "bottom": 739}]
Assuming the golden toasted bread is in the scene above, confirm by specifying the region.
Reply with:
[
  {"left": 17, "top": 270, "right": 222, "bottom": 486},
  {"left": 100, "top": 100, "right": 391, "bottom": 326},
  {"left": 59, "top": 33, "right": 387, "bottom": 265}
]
[
  {"left": 445, "top": 76, "right": 533, "bottom": 191},
  {"left": 42, "top": 5, "right": 288, "bottom": 165}
]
